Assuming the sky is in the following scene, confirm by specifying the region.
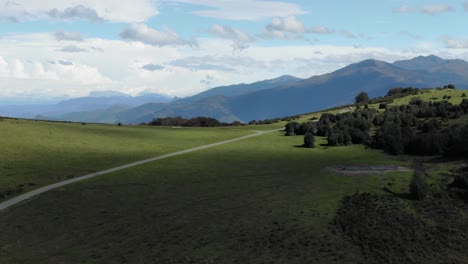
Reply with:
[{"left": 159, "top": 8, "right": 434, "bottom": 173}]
[{"left": 0, "top": 0, "right": 468, "bottom": 100}]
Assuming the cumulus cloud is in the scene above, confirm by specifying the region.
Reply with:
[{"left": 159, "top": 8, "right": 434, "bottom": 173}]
[
  {"left": 209, "top": 25, "right": 253, "bottom": 50},
  {"left": 58, "top": 60, "right": 73, "bottom": 66},
  {"left": 393, "top": 4, "right": 452, "bottom": 15},
  {"left": 266, "top": 16, "right": 306, "bottom": 33},
  {"left": 263, "top": 16, "right": 334, "bottom": 39},
  {"left": 0, "top": 0, "right": 158, "bottom": 23},
  {"left": 169, "top": 0, "right": 306, "bottom": 20},
  {"left": 443, "top": 37, "right": 468, "bottom": 49},
  {"left": 170, "top": 56, "right": 238, "bottom": 72},
  {"left": 53, "top": 31, "right": 83, "bottom": 41},
  {"left": 58, "top": 45, "right": 88, "bottom": 52},
  {"left": 47, "top": 5, "right": 103, "bottom": 21},
  {"left": 120, "top": 24, "right": 196, "bottom": 47},
  {"left": 142, "top": 64, "right": 165, "bottom": 71}
]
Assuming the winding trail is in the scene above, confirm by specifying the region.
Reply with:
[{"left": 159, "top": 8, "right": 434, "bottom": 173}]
[{"left": 0, "top": 128, "right": 281, "bottom": 211}]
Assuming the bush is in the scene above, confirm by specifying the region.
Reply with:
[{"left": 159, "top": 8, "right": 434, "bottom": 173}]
[
  {"left": 303, "top": 133, "right": 315, "bottom": 148},
  {"left": 355, "top": 91, "right": 369, "bottom": 105},
  {"left": 409, "top": 171, "right": 429, "bottom": 200},
  {"left": 379, "top": 103, "right": 387, "bottom": 109}
]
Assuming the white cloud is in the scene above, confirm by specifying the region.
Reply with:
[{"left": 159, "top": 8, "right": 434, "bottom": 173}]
[
  {"left": 421, "top": 4, "right": 452, "bottom": 15},
  {"left": 142, "top": 64, "right": 165, "bottom": 71},
  {"left": 169, "top": 0, "right": 306, "bottom": 20},
  {"left": 47, "top": 5, "right": 103, "bottom": 21},
  {"left": 120, "top": 24, "right": 196, "bottom": 47},
  {"left": 267, "top": 16, "right": 306, "bottom": 33},
  {"left": 263, "top": 16, "right": 335, "bottom": 39},
  {"left": 0, "top": 0, "right": 158, "bottom": 23},
  {"left": 209, "top": 25, "right": 253, "bottom": 50},
  {"left": 443, "top": 37, "right": 468, "bottom": 49},
  {"left": 53, "top": 31, "right": 83, "bottom": 42},
  {"left": 58, "top": 45, "right": 88, "bottom": 52},
  {"left": 393, "top": 4, "right": 452, "bottom": 15},
  {"left": 1, "top": 32, "right": 468, "bottom": 99}
]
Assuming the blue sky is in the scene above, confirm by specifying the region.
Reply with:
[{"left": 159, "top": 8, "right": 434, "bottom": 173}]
[{"left": 0, "top": 0, "right": 467, "bottom": 100}]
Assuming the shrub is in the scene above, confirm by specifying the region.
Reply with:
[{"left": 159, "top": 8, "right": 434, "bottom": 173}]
[
  {"left": 409, "top": 171, "right": 429, "bottom": 200},
  {"left": 303, "top": 133, "right": 315, "bottom": 148},
  {"left": 379, "top": 103, "right": 387, "bottom": 109},
  {"left": 355, "top": 91, "right": 369, "bottom": 105}
]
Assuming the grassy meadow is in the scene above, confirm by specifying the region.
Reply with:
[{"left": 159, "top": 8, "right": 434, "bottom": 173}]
[
  {"left": 0, "top": 118, "right": 253, "bottom": 201},
  {"left": 1, "top": 88, "right": 467, "bottom": 263},
  {"left": 0, "top": 130, "right": 411, "bottom": 263}
]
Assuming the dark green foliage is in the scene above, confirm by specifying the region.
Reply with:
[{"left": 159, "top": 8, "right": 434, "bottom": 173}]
[
  {"left": 303, "top": 133, "right": 315, "bottom": 148},
  {"left": 371, "top": 98, "right": 468, "bottom": 156},
  {"left": 378, "top": 103, "right": 387, "bottom": 109},
  {"left": 296, "top": 122, "right": 316, "bottom": 135},
  {"left": 462, "top": 93, "right": 466, "bottom": 97},
  {"left": 444, "top": 84, "right": 456, "bottom": 89},
  {"left": 409, "top": 171, "right": 429, "bottom": 200},
  {"left": 149, "top": 116, "right": 240, "bottom": 127},
  {"left": 355, "top": 91, "right": 369, "bottom": 105},
  {"left": 315, "top": 113, "right": 335, "bottom": 137},
  {"left": 326, "top": 109, "right": 375, "bottom": 146},
  {"left": 285, "top": 121, "right": 317, "bottom": 136},
  {"left": 334, "top": 192, "right": 468, "bottom": 264},
  {"left": 117, "top": 122, "right": 122, "bottom": 126},
  {"left": 285, "top": 122, "right": 300, "bottom": 135}
]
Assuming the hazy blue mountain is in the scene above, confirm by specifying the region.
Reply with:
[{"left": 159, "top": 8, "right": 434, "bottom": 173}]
[
  {"left": 181, "top": 75, "right": 302, "bottom": 103},
  {"left": 22, "top": 55, "right": 468, "bottom": 124},
  {"left": 393, "top": 55, "right": 448, "bottom": 71},
  {"left": 228, "top": 57, "right": 468, "bottom": 121},
  {"left": 88, "top": 90, "right": 131, "bottom": 97},
  {"left": 53, "top": 76, "right": 303, "bottom": 123},
  {"left": 0, "top": 91, "right": 173, "bottom": 119}
]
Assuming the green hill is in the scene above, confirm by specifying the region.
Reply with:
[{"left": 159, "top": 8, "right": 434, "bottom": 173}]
[{"left": 1, "top": 88, "right": 467, "bottom": 263}]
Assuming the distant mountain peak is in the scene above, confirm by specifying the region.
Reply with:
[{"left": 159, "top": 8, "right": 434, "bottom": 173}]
[
  {"left": 88, "top": 90, "right": 130, "bottom": 97},
  {"left": 393, "top": 55, "right": 448, "bottom": 71},
  {"left": 265, "top": 75, "right": 301, "bottom": 84}
]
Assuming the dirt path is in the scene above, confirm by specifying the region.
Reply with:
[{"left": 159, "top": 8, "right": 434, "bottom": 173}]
[{"left": 0, "top": 128, "right": 281, "bottom": 211}]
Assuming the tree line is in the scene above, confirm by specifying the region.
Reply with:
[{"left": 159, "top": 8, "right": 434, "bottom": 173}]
[
  {"left": 148, "top": 116, "right": 242, "bottom": 127},
  {"left": 285, "top": 87, "right": 468, "bottom": 157}
]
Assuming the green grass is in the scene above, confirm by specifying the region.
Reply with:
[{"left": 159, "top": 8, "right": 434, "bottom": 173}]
[
  {"left": 0, "top": 131, "right": 411, "bottom": 263},
  {"left": 388, "top": 88, "right": 467, "bottom": 106},
  {"left": 0, "top": 118, "right": 253, "bottom": 201},
  {"left": 1, "top": 88, "right": 467, "bottom": 263}
]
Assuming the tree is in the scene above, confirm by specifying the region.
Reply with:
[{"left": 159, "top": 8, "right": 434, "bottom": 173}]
[
  {"left": 409, "top": 171, "right": 429, "bottom": 200},
  {"left": 355, "top": 91, "right": 369, "bottom": 105},
  {"left": 303, "top": 133, "right": 315, "bottom": 148}
]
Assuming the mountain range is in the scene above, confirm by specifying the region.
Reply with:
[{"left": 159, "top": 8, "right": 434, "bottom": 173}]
[
  {"left": 2, "top": 55, "right": 468, "bottom": 124},
  {"left": 0, "top": 91, "right": 173, "bottom": 120}
]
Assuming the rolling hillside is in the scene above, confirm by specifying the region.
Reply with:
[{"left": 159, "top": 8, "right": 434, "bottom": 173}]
[
  {"left": 39, "top": 55, "right": 468, "bottom": 124},
  {"left": 1, "top": 88, "right": 467, "bottom": 263}
]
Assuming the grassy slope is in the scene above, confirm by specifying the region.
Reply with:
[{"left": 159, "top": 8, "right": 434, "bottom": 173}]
[
  {"left": 0, "top": 118, "right": 253, "bottom": 201},
  {"left": 0, "top": 132, "right": 410, "bottom": 263},
  {"left": 1, "top": 88, "right": 467, "bottom": 263}
]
